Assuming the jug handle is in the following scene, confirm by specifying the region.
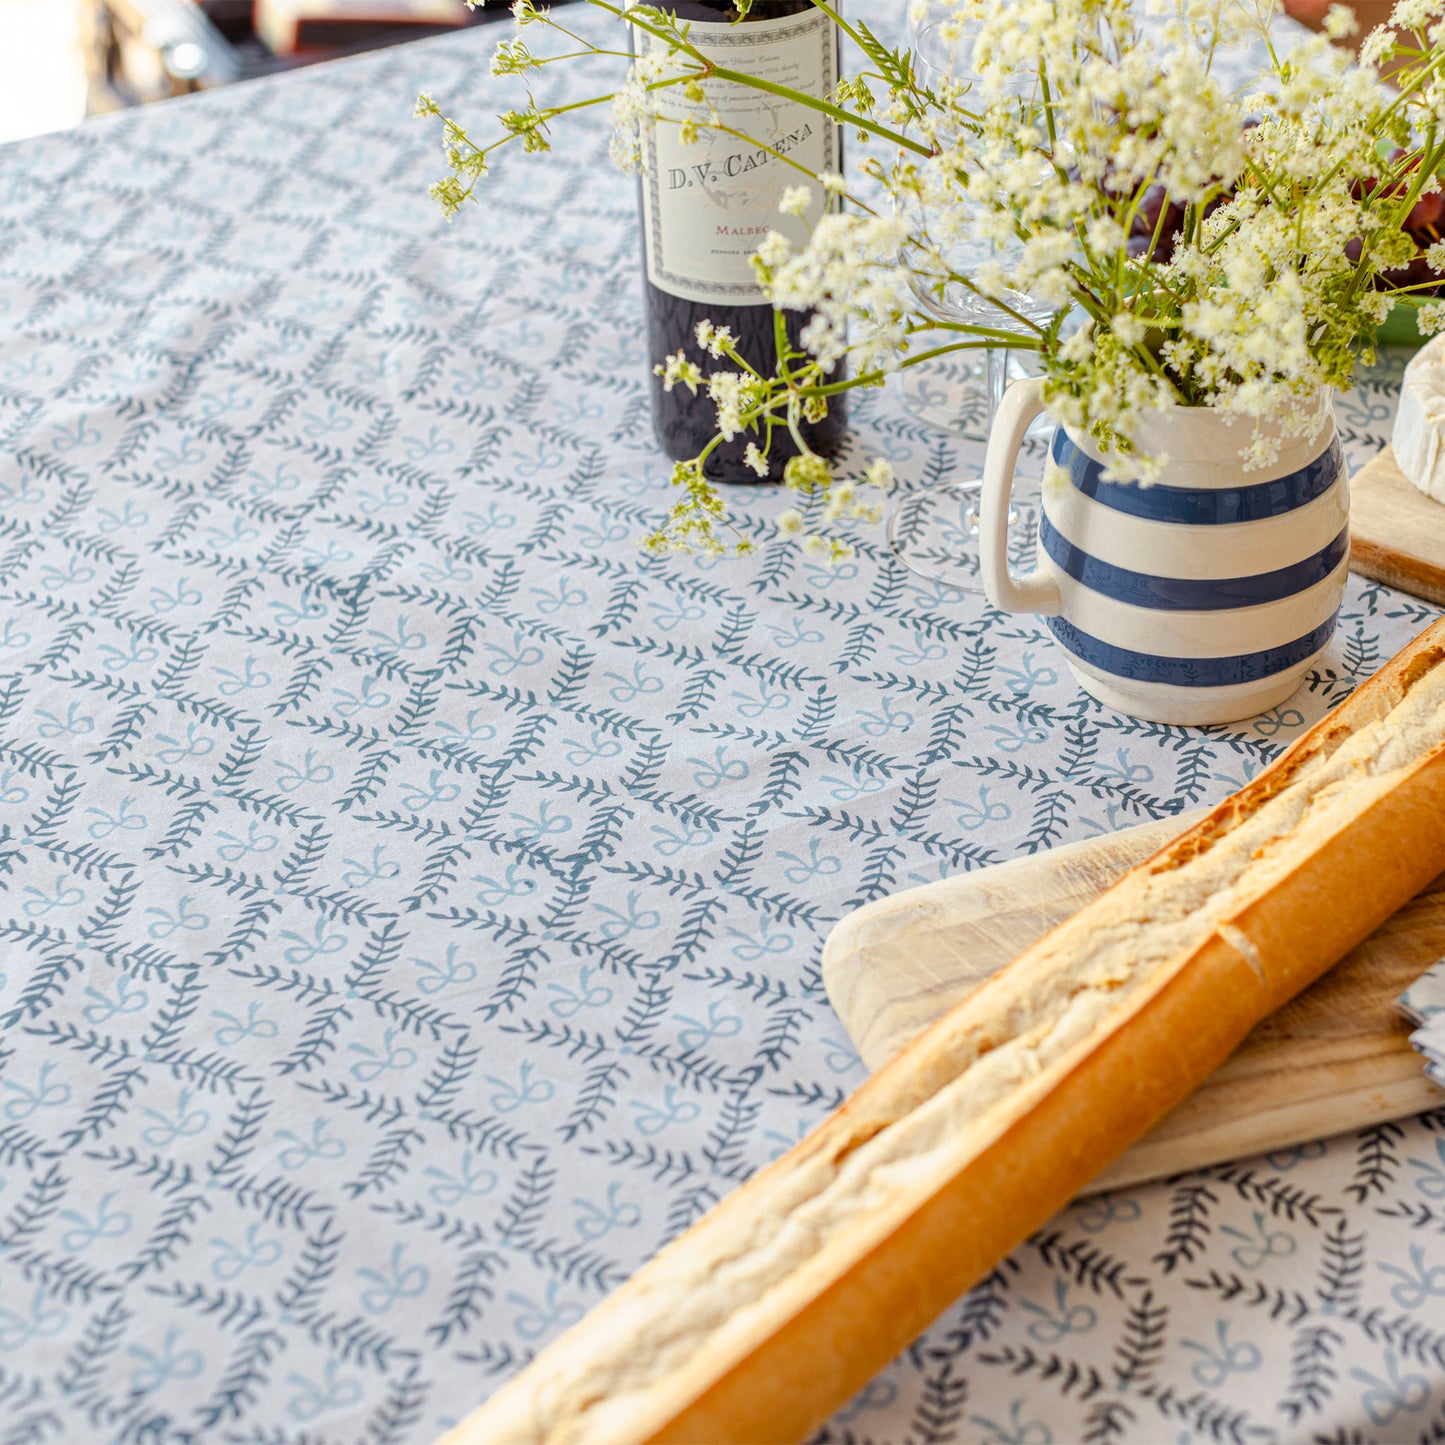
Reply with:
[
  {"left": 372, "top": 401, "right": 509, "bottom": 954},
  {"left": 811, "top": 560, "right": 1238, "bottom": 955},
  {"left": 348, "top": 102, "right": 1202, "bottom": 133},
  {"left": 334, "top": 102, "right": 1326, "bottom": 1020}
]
[{"left": 980, "top": 375, "right": 1063, "bottom": 617}]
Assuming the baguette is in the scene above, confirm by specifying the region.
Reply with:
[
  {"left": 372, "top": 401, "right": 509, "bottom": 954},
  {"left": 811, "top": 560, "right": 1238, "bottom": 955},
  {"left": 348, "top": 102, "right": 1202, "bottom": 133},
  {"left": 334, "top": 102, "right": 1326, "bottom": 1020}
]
[{"left": 444, "top": 618, "right": 1445, "bottom": 1445}]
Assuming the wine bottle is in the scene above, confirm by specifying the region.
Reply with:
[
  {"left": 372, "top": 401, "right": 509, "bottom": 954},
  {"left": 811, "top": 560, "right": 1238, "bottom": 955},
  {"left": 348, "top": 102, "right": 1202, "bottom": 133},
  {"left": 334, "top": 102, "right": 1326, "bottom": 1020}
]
[{"left": 635, "top": 0, "right": 846, "bottom": 482}]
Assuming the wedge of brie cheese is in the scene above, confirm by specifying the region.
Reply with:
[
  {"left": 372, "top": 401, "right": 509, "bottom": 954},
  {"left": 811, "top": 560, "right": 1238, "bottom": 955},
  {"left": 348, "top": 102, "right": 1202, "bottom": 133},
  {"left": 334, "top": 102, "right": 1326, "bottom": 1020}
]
[{"left": 1393, "top": 332, "right": 1445, "bottom": 504}]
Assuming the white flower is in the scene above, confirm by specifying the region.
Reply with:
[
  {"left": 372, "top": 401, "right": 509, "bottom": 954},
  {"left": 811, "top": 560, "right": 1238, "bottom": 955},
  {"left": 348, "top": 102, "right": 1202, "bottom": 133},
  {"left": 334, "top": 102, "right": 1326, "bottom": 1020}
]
[
  {"left": 743, "top": 443, "right": 769, "bottom": 477},
  {"left": 777, "top": 509, "right": 806, "bottom": 536},
  {"left": 778, "top": 185, "right": 813, "bottom": 217},
  {"left": 863, "top": 458, "right": 895, "bottom": 492}
]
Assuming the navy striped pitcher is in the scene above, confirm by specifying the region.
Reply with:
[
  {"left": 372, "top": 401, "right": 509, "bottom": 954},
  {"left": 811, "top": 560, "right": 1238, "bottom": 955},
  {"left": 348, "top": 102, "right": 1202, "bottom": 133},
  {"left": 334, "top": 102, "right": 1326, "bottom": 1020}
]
[{"left": 980, "top": 378, "right": 1348, "bottom": 724}]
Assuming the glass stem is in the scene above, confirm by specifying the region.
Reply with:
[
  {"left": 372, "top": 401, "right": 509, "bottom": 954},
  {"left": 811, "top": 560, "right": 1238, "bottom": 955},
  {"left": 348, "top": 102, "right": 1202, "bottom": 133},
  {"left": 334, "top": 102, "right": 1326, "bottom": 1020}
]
[{"left": 986, "top": 344, "right": 1009, "bottom": 422}]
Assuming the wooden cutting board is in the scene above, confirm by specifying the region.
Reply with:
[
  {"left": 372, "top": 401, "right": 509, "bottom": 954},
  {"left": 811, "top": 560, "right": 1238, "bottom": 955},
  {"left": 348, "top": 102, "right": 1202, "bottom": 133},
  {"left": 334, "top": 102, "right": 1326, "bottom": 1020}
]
[
  {"left": 823, "top": 811, "right": 1445, "bottom": 1193},
  {"left": 1349, "top": 444, "right": 1445, "bottom": 605}
]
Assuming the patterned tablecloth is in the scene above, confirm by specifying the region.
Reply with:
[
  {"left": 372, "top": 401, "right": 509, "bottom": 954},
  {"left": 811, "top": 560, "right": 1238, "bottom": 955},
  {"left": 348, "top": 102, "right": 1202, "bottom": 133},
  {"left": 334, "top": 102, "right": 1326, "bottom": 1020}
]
[{"left": 0, "top": 15, "right": 1443, "bottom": 1444}]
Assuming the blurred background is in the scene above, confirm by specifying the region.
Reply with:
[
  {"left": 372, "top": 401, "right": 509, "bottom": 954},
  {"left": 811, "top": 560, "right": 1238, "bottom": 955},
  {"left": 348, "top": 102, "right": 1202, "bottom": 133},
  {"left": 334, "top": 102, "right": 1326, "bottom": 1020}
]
[{"left": 0, "top": 0, "right": 517, "bottom": 146}]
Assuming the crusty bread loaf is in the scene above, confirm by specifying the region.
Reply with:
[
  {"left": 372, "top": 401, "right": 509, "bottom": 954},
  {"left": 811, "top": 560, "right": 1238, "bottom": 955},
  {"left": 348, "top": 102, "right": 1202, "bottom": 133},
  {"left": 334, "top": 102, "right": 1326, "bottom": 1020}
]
[{"left": 442, "top": 618, "right": 1445, "bottom": 1445}]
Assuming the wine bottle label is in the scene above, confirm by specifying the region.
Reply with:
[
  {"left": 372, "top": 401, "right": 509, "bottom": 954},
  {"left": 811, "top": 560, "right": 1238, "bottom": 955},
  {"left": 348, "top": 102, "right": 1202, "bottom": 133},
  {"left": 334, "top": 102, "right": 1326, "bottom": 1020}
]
[{"left": 638, "top": 9, "right": 838, "bottom": 306}]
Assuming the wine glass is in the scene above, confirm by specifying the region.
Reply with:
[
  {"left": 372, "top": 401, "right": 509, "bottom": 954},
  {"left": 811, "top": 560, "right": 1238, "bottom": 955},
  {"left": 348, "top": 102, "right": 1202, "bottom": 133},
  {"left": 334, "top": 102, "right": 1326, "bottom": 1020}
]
[{"left": 887, "top": 10, "right": 1056, "bottom": 592}]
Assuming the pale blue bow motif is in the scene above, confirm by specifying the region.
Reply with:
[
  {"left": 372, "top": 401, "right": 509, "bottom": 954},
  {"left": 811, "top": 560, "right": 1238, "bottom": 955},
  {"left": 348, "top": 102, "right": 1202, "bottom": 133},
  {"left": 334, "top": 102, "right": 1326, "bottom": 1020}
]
[
  {"left": 731, "top": 680, "right": 790, "bottom": 719},
  {"left": 1219, "top": 1210, "right": 1296, "bottom": 1269},
  {"left": 348, "top": 1028, "right": 419, "bottom": 1084},
  {"left": 770, "top": 615, "right": 826, "bottom": 650},
  {"left": 435, "top": 709, "right": 499, "bottom": 747},
  {"left": 856, "top": 695, "right": 915, "bottom": 738},
  {"left": 419, "top": 551, "right": 475, "bottom": 584},
  {"left": 1407, "top": 1137, "right": 1445, "bottom": 1198},
  {"left": 403, "top": 424, "right": 455, "bottom": 462},
  {"left": 890, "top": 633, "right": 948, "bottom": 666},
  {"left": 50, "top": 412, "right": 101, "bottom": 453},
  {"left": 649, "top": 821, "right": 712, "bottom": 857},
  {"left": 285, "top": 1357, "right": 363, "bottom": 1424},
  {"left": 95, "top": 499, "right": 150, "bottom": 534},
  {"left": 1377, "top": 1243, "right": 1445, "bottom": 1310},
  {"left": 672, "top": 1000, "right": 743, "bottom": 1051},
  {"left": 58, "top": 1191, "right": 132, "bottom": 1253},
  {"left": 357, "top": 1243, "right": 429, "bottom": 1315},
  {"left": 0, "top": 1286, "right": 67, "bottom": 1350},
  {"left": 211, "top": 1002, "right": 279, "bottom": 1047},
  {"left": 821, "top": 764, "right": 888, "bottom": 803},
  {"left": 546, "top": 967, "right": 612, "bottom": 1018},
  {"left": 21, "top": 873, "right": 85, "bottom": 918},
  {"left": 986, "top": 720, "right": 1051, "bottom": 754},
  {"left": 276, "top": 748, "right": 335, "bottom": 793},
  {"left": 154, "top": 433, "right": 208, "bottom": 470},
  {"left": 424, "top": 1152, "right": 498, "bottom": 1207},
  {"left": 507, "top": 1280, "right": 584, "bottom": 1342},
  {"left": 606, "top": 660, "right": 665, "bottom": 704},
  {"left": 148, "top": 576, "right": 202, "bottom": 613},
  {"left": 197, "top": 384, "right": 253, "bottom": 421},
  {"left": 210, "top": 1222, "right": 284, "bottom": 1282},
  {"left": 36, "top": 701, "right": 94, "bottom": 738},
  {"left": 40, "top": 557, "right": 96, "bottom": 592},
  {"left": 81, "top": 974, "right": 149, "bottom": 1026},
  {"left": 353, "top": 351, "right": 402, "bottom": 386},
  {"left": 531, "top": 576, "right": 587, "bottom": 615},
  {"left": 144, "top": 896, "right": 209, "bottom": 940},
  {"left": 508, "top": 801, "right": 572, "bottom": 846},
  {"left": 779, "top": 837, "right": 843, "bottom": 885},
  {"left": 471, "top": 865, "right": 539, "bottom": 909},
  {"left": 573, "top": 1182, "right": 642, "bottom": 1241},
  {"left": 275, "top": 1119, "right": 346, "bottom": 1172},
  {"left": 1265, "top": 1140, "right": 1327, "bottom": 1170},
  {"left": 762, "top": 1116, "right": 813, "bottom": 1162},
  {"left": 1252, "top": 704, "right": 1307, "bottom": 739},
  {"left": 998, "top": 650, "right": 1059, "bottom": 694},
  {"left": 1350, "top": 1349, "right": 1431, "bottom": 1427},
  {"left": 563, "top": 731, "right": 623, "bottom": 766},
  {"left": 300, "top": 539, "right": 354, "bottom": 568},
  {"left": 411, "top": 943, "right": 479, "bottom": 997},
  {"left": 300, "top": 401, "right": 353, "bottom": 438},
  {"left": 648, "top": 596, "right": 707, "bottom": 632},
  {"left": 688, "top": 745, "right": 750, "bottom": 790},
  {"left": 0, "top": 767, "right": 27, "bottom": 805},
  {"left": 486, "top": 1061, "right": 554, "bottom": 1114},
  {"left": 212, "top": 658, "right": 271, "bottom": 696},
  {"left": 85, "top": 799, "right": 148, "bottom": 841},
  {"left": 215, "top": 819, "right": 280, "bottom": 862},
  {"left": 1071, "top": 1192, "right": 1142, "bottom": 1234},
  {"left": 726, "top": 916, "right": 794, "bottom": 962},
  {"left": 246, "top": 462, "right": 304, "bottom": 501},
  {"left": 204, "top": 515, "right": 262, "bottom": 551},
  {"left": 279, "top": 915, "right": 347, "bottom": 967},
  {"left": 341, "top": 846, "right": 402, "bottom": 890},
  {"left": 139, "top": 1087, "right": 209, "bottom": 1148},
  {"left": 1020, "top": 1278, "right": 1098, "bottom": 1343},
  {"left": 399, "top": 771, "right": 462, "bottom": 814},
  {"left": 515, "top": 439, "right": 567, "bottom": 482},
  {"left": 155, "top": 720, "right": 214, "bottom": 764},
  {"left": 97, "top": 635, "right": 160, "bottom": 671},
  {"left": 969, "top": 1399, "right": 1053, "bottom": 1445},
  {"left": 366, "top": 615, "right": 426, "bottom": 656},
  {"left": 630, "top": 1085, "right": 700, "bottom": 1137},
  {"left": 486, "top": 633, "right": 545, "bottom": 679},
  {"left": 357, "top": 482, "right": 409, "bottom": 517},
  {"left": 332, "top": 675, "right": 391, "bottom": 717},
  {"left": 462, "top": 500, "right": 517, "bottom": 533},
  {"left": 834, "top": 1376, "right": 897, "bottom": 1423},
  {"left": 951, "top": 786, "right": 1013, "bottom": 831},
  {"left": 1181, "top": 1320, "right": 1263, "bottom": 1387}
]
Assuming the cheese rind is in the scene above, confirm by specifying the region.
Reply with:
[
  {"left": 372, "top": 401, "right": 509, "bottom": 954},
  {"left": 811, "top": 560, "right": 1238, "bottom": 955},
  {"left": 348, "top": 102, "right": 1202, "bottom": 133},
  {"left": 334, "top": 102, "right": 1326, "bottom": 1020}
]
[{"left": 1393, "top": 333, "right": 1445, "bottom": 503}]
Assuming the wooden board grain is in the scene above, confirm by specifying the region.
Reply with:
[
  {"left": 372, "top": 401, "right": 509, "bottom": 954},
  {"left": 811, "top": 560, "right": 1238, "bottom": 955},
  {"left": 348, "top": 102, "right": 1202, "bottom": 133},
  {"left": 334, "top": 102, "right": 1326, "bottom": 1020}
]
[
  {"left": 1349, "top": 444, "right": 1445, "bottom": 606},
  {"left": 823, "top": 813, "right": 1445, "bottom": 1192}
]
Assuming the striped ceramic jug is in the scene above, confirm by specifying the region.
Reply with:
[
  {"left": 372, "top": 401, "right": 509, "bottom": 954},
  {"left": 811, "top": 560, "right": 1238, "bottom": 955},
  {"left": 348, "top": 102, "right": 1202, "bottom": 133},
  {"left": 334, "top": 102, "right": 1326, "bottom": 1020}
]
[{"left": 980, "top": 378, "right": 1349, "bottom": 725}]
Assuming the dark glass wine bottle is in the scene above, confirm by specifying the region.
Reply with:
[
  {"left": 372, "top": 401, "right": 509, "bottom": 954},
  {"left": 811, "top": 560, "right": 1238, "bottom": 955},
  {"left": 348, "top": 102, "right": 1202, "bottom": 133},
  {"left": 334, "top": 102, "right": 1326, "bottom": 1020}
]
[{"left": 635, "top": 0, "right": 846, "bottom": 483}]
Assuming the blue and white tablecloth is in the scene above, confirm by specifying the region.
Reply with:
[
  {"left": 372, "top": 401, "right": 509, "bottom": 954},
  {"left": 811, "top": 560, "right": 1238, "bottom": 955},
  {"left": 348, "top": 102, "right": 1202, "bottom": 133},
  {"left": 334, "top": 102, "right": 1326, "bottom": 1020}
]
[{"left": 0, "top": 16, "right": 1442, "bottom": 1443}]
